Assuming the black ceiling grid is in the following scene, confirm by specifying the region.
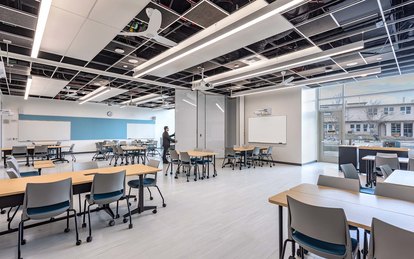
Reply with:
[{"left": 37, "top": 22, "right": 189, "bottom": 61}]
[{"left": 1, "top": 0, "right": 414, "bottom": 104}]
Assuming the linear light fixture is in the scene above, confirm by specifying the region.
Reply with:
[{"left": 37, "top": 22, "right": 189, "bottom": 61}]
[
  {"left": 134, "top": 96, "right": 165, "bottom": 105},
  {"left": 214, "top": 42, "right": 364, "bottom": 86},
  {"left": 183, "top": 99, "right": 196, "bottom": 107},
  {"left": 31, "top": 0, "right": 52, "bottom": 58},
  {"left": 120, "top": 93, "right": 159, "bottom": 105},
  {"left": 216, "top": 103, "right": 224, "bottom": 113},
  {"left": 231, "top": 68, "right": 381, "bottom": 97},
  {"left": 79, "top": 86, "right": 110, "bottom": 104},
  {"left": 133, "top": 0, "right": 306, "bottom": 78},
  {"left": 24, "top": 76, "right": 32, "bottom": 100}
]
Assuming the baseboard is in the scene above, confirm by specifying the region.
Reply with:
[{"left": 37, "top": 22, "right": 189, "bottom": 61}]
[{"left": 261, "top": 159, "right": 317, "bottom": 166}]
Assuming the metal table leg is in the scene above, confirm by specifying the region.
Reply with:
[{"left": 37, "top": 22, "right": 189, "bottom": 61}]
[{"left": 279, "top": 205, "right": 283, "bottom": 258}]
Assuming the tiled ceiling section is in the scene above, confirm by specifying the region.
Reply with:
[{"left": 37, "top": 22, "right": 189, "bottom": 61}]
[{"left": 0, "top": 0, "right": 413, "bottom": 108}]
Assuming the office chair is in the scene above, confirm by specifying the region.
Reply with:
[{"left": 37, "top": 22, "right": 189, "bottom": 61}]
[
  {"left": 6, "top": 156, "right": 39, "bottom": 177},
  {"left": 379, "top": 164, "right": 393, "bottom": 179},
  {"left": 166, "top": 149, "right": 180, "bottom": 176},
  {"left": 82, "top": 170, "right": 132, "bottom": 242},
  {"left": 127, "top": 159, "right": 166, "bottom": 207},
  {"left": 176, "top": 152, "right": 197, "bottom": 182},
  {"left": 247, "top": 147, "right": 261, "bottom": 168},
  {"left": 340, "top": 163, "right": 375, "bottom": 194},
  {"left": 281, "top": 196, "right": 360, "bottom": 259},
  {"left": 62, "top": 144, "right": 76, "bottom": 162},
  {"left": 222, "top": 147, "right": 241, "bottom": 170},
  {"left": 368, "top": 218, "right": 414, "bottom": 259},
  {"left": 18, "top": 178, "right": 81, "bottom": 258},
  {"left": 73, "top": 161, "right": 98, "bottom": 171},
  {"left": 32, "top": 145, "right": 49, "bottom": 165},
  {"left": 11, "top": 146, "right": 29, "bottom": 166},
  {"left": 259, "top": 146, "right": 275, "bottom": 167},
  {"left": 375, "top": 182, "right": 414, "bottom": 203}
]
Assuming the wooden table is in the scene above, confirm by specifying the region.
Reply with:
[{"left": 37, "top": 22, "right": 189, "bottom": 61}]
[
  {"left": 232, "top": 146, "right": 267, "bottom": 169},
  {"left": 384, "top": 169, "right": 414, "bottom": 187},
  {"left": 33, "top": 160, "right": 55, "bottom": 175},
  {"left": 1, "top": 145, "right": 70, "bottom": 166},
  {"left": 174, "top": 150, "right": 218, "bottom": 178},
  {"left": 362, "top": 155, "right": 409, "bottom": 187},
  {"left": 121, "top": 146, "right": 147, "bottom": 164},
  {"left": 268, "top": 183, "right": 414, "bottom": 258},
  {"left": 0, "top": 164, "right": 161, "bottom": 236}
]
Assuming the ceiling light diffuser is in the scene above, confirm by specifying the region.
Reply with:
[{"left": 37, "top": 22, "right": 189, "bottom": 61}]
[
  {"left": 79, "top": 86, "right": 111, "bottom": 104},
  {"left": 24, "top": 76, "right": 32, "bottom": 100},
  {"left": 31, "top": 0, "right": 52, "bottom": 58}
]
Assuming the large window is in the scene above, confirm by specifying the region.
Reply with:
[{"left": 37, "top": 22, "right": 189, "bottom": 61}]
[{"left": 318, "top": 73, "right": 414, "bottom": 153}]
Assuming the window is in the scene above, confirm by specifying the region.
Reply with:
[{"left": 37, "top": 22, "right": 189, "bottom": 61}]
[
  {"left": 404, "top": 123, "right": 413, "bottom": 137},
  {"left": 401, "top": 106, "right": 412, "bottom": 114},
  {"left": 350, "top": 124, "right": 355, "bottom": 132},
  {"left": 369, "top": 124, "right": 375, "bottom": 129},
  {"left": 368, "top": 108, "right": 377, "bottom": 116},
  {"left": 356, "top": 124, "right": 361, "bottom": 132},
  {"left": 391, "top": 123, "right": 401, "bottom": 136},
  {"left": 363, "top": 124, "right": 368, "bottom": 132},
  {"left": 384, "top": 107, "right": 394, "bottom": 115}
]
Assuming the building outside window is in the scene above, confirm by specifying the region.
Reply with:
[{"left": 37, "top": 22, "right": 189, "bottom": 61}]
[
  {"left": 363, "top": 124, "right": 368, "bottom": 132},
  {"left": 384, "top": 107, "right": 394, "bottom": 115},
  {"left": 350, "top": 124, "right": 355, "bottom": 132},
  {"left": 368, "top": 108, "right": 377, "bottom": 116},
  {"left": 356, "top": 124, "right": 361, "bottom": 132},
  {"left": 404, "top": 123, "right": 413, "bottom": 137},
  {"left": 401, "top": 106, "right": 412, "bottom": 115},
  {"left": 391, "top": 123, "right": 401, "bottom": 136}
]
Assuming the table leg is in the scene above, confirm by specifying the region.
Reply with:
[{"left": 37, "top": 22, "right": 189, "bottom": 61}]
[
  {"left": 38, "top": 168, "right": 42, "bottom": 175},
  {"left": 125, "top": 174, "right": 157, "bottom": 217},
  {"left": 143, "top": 150, "right": 146, "bottom": 165},
  {"left": 365, "top": 160, "right": 370, "bottom": 187},
  {"left": 279, "top": 205, "right": 283, "bottom": 258},
  {"left": 3, "top": 151, "right": 6, "bottom": 167},
  {"left": 213, "top": 155, "right": 217, "bottom": 177}
]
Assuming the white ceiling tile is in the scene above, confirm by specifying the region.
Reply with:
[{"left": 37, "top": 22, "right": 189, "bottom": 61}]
[
  {"left": 92, "top": 87, "right": 128, "bottom": 102},
  {"left": 66, "top": 19, "right": 118, "bottom": 61},
  {"left": 89, "top": 0, "right": 150, "bottom": 29},
  {"left": 40, "top": 6, "right": 85, "bottom": 56},
  {"left": 52, "top": 0, "right": 96, "bottom": 17},
  {"left": 30, "top": 76, "right": 69, "bottom": 97}
]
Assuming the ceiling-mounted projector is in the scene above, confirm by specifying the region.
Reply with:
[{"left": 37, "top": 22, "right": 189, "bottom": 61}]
[
  {"left": 0, "top": 62, "right": 6, "bottom": 79},
  {"left": 191, "top": 80, "right": 214, "bottom": 91}
]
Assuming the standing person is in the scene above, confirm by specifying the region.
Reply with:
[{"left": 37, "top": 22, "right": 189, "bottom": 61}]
[{"left": 162, "top": 126, "right": 176, "bottom": 163}]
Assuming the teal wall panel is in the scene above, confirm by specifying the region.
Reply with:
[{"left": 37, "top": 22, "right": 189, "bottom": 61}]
[{"left": 19, "top": 114, "right": 155, "bottom": 140}]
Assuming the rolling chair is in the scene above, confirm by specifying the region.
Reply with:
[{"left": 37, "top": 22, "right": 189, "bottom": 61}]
[
  {"left": 62, "top": 144, "right": 76, "bottom": 162},
  {"left": 18, "top": 178, "right": 81, "bottom": 259},
  {"left": 368, "top": 218, "right": 414, "bottom": 259},
  {"left": 6, "top": 156, "right": 39, "bottom": 177},
  {"left": 82, "top": 170, "right": 132, "bottom": 243},
  {"left": 340, "top": 164, "right": 375, "bottom": 194},
  {"left": 166, "top": 149, "right": 180, "bottom": 176},
  {"left": 127, "top": 159, "right": 166, "bottom": 208},
  {"left": 247, "top": 147, "right": 261, "bottom": 168},
  {"left": 281, "top": 196, "right": 360, "bottom": 259},
  {"left": 378, "top": 164, "right": 393, "bottom": 179},
  {"left": 32, "top": 145, "right": 49, "bottom": 165},
  {"left": 176, "top": 152, "right": 197, "bottom": 182},
  {"left": 73, "top": 161, "right": 98, "bottom": 171},
  {"left": 222, "top": 147, "right": 241, "bottom": 170},
  {"left": 11, "top": 146, "right": 30, "bottom": 166},
  {"left": 259, "top": 146, "right": 275, "bottom": 167}
]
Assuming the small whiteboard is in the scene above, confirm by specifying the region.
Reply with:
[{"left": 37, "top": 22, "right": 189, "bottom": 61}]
[
  {"left": 19, "top": 120, "right": 71, "bottom": 141},
  {"left": 248, "top": 116, "right": 287, "bottom": 144},
  {"left": 127, "top": 123, "right": 155, "bottom": 139}
]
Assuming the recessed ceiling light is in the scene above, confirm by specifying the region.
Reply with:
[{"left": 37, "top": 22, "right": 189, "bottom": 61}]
[
  {"left": 115, "top": 48, "right": 125, "bottom": 54},
  {"left": 376, "top": 57, "right": 383, "bottom": 61},
  {"left": 123, "top": 65, "right": 128, "bottom": 68},
  {"left": 128, "top": 59, "right": 139, "bottom": 64},
  {"left": 346, "top": 62, "right": 358, "bottom": 67}
]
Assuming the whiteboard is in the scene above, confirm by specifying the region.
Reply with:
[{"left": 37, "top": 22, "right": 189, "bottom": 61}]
[
  {"left": 248, "top": 116, "right": 287, "bottom": 144},
  {"left": 19, "top": 120, "right": 71, "bottom": 141},
  {"left": 127, "top": 124, "right": 155, "bottom": 139}
]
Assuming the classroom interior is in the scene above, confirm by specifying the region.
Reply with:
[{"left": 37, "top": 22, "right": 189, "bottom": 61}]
[{"left": 0, "top": 0, "right": 414, "bottom": 258}]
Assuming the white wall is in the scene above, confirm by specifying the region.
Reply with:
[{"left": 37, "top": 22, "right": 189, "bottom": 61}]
[
  {"left": 175, "top": 89, "right": 197, "bottom": 152},
  {"left": 301, "top": 88, "right": 318, "bottom": 164},
  {"left": 241, "top": 87, "right": 318, "bottom": 165},
  {"left": 2, "top": 95, "right": 175, "bottom": 152},
  {"left": 244, "top": 87, "right": 303, "bottom": 164}
]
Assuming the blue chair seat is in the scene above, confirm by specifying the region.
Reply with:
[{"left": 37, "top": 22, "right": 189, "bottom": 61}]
[
  {"left": 21, "top": 171, "right": 40, "bottom": 177},
  {"left": 86, "top": 190, "right": 123, "bottom": 201},
  {"left": 128, "top": 178, "right": 155, "bottom": 188},
  {"left": 27, "top": 201, "right": 70, "bottom": 216},
  {"left": 360, "top": 186, "right": 375, "bottom": 195},
  {"left": 292, "top": 231, "right": 358, "bottom": 256}
]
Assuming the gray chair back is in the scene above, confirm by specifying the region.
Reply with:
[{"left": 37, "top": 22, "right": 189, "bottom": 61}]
[
  {"left": 375, "top": 182, "right": 414, "bottom": 202},
  {"left": 170, "top": 149, "right": 179, "bottom": 161},
  {"left": 56, "top": 141, "right": 62, "bottom": 145},
  {"left": 252, "top": 147, "right": 260, "bottom": 156},
  {"left": 73, "top": 161, "right": 98, "bottom": 171},
  {"left": 368, "top": 218, "right": 414, "bottom": 259},
  {"left": 408, "top": 158, "right": 414, "bottom": 171},
  {"left": 340, "top": 163, "right": 360, "bottom": 180},
  {"left": 6, "top": 168, "right": 20, "bottom": 179},
  {"left": 225, "top": 147, "right": 236, "bottom": 157},
  {"left": 145, "top": 159, "right": 160, "bottom": 182},
  {"left": 267, "top": 146, "right": 273, "bottom": 155},
  {"left": 22, "top": 178, "right": 73, "bottom": 220},
  {"left": 12, "top": 146, "right": 28, "bottom": 155},
  {"left": 34, "top": 145, "right": 48, "bottom": 155},
  {"left": 180, "top": 152, "right": 191, "bottom": 163},
  {"left": 68, "top": 144, "right": 75, "bottom": 152},
  {"left": 375, "top": 154, "right": 400, "bottom": 170},
  {"left": 287, "top": 196, "right": 352, "bottom": 254},
  {"left": 379, "top": 165, "right": 393, "bottom": 178},
  {"left": 90, "top": 171, "right": 126, "bottom": 204},
  {"left": 6, "top": 156, "right": 20, "bottom": 173},
  {"left": 317, "top": 175, "right": 360, "bottom": 192},
  {"left": 115, "top": 145, "right": 124, "bottom": 155},
  {"left": 120, "top": 141, "right": 127, "bottom": 146}
]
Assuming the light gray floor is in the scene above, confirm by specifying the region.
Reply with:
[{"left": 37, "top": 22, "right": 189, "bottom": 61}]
[{"left": 0, "top": 154, "right": 345, "bottom": 259}]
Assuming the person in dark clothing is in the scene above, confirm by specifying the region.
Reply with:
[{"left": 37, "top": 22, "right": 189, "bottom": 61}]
[{"left": 162, "top": 126, "right": 176, "bottom": 163}]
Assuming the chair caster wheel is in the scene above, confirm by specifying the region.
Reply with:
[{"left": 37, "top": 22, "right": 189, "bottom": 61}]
[
  {"left": 129, "top": 224, "right": 133, "bottom": 229},
  {"left": 165, "top": 174, "right": 167, "bottom": 176},
  {"left": 76, "top": 240, "right": 82, "bottom": 246},
  {"left": 187, "top": 180, "right": 189, "bottom": 182},
  {"left": 134, "top": 198, "right": 137, "bottom": 202},
  {"left": 64, "top": 228, "right": 70, "bottom": 233},
  {"left": 21, "top": 239, "right": 26, "bottom": 245},
  {"left": 288, "top": 256, "right": 295, "bottom": 259},
  {"left": 0, "top": 209, "right": 5, "bottom": 214},
  {"left": 82, "top": 223, "right": 87, "bottom": 228},
  {"left": 150, "top": 197, "right": 154, "bottom": 200},
  {"left": 207, "top": 176, "right": 209, "bottom": 179},
  {"left": 152, "top": 209, "right": 157, "bottom": 214},
  {"left": 116, "top": 214, "right": 120, "bottom": 219},
  {"left": 162, "top": 203, "right": 167, "bottom": 207},
  {"left": 213, "top": 175, "right": 216, "bottom": 177},
  {"left": 108, "top": 220, "right": 115, "bottom": 227},
  {"left": 123, "top": 218, "right": 128, "bottom": 223},
  {"left": 87, "top": 236, "right": 92, "bottom": 243}
]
